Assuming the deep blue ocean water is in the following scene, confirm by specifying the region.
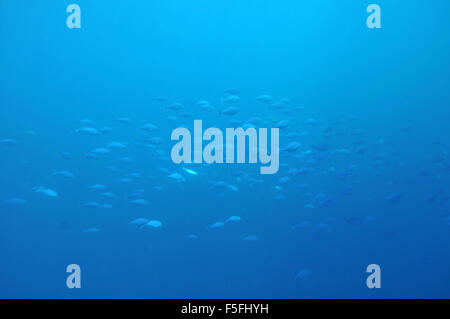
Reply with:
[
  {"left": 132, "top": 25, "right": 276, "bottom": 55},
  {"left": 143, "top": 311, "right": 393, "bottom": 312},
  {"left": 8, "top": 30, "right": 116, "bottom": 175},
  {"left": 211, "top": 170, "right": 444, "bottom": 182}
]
[{"left": 1, "top": 1, "right": 449, "bottom": 298}]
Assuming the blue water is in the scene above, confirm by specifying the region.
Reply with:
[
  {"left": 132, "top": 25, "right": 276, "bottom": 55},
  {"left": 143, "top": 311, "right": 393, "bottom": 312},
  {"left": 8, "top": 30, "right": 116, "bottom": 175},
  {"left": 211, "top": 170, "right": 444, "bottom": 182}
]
[{"left": 1, "top": 0, "right": 450, "bottom": 298}]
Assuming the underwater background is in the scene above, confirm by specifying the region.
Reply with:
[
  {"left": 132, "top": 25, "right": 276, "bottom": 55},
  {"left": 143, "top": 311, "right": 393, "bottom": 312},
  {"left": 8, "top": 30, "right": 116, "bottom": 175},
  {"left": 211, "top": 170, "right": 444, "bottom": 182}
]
[{"left": 1, "top": 0, "right": 450, "bottom": 298}]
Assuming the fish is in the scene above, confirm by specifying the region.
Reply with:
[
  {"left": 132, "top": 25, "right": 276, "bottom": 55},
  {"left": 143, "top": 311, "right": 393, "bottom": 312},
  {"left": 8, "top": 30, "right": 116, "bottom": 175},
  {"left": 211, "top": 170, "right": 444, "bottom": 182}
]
[
  {"left": 141, "top": 123, "right": 158, "bottom": 132},
  {"left": 116, "top": 117, "right": 132, "bottom": 124},
  {"left": 444, "top": 217, "right": 450, "bottom": 226},
  {"left": 212, "top": 181, "right": 228, "bottom": 188},
  {"left": 345, "top": 217, "right": 364, "bottom": 225},
  {"left": 245, "top": 116, "right": 263, "bottom": 125},
  {"left": 83, "top": 201, "right": 100, "bottom": 208},
  {"left": 129, "top": 218, "right": 149, "bottom": 227},
  {"left": 101, "top": 192, "right": 115, "bottom": 198},
  {"left": 120, "top": 157, "right": 134, "bottom": 163},
  {"left": 80, "top": 119, "right": 95, "bottom": 126},
  {"left": 209, "top": 222, "right": 225, "bottom": 229},
  {"left": 89, "top": 184, "right": 106, "bottom": 190},
  {"left": 220, "top": 106, "right": 240, "bottom": 116},
  {"left": 221, "top": 95, "right": 240, "bottom": 104},
  {"left": 86, "top": 153, "right": 99, "bottom": 160},
  {"left": 196, "top": 100, "right": 214, "bottom": 112},
  {"left": 305, "top": 118, "right": 320, "bottom": 125},
  {"left": 277, "top": 176, "right": 291, "bottom": 185},
  {"left": 127, "top": 172, "right": 141, "bottom": 178},
  {"left": 295, "top": 268, "right": 311, "bottom": 280},
  {"left": 61, "top": 152, "right": 71, "bottom": 159},
  {"left": 226, "top": 216, "right": 241, "bottom": 222},
  {"left": 385, "top": 193, "right": 403, "bottom": 205},
  {"left": 146, "top": 137, "right": 161, "bottom": 145},
  {"left": 107, "top": 141, "right": 127, "bottom": 148},
  {"left": 242, "top": 235, "right": 259, "bottom": 241},
  {"left": 270, "top": 101, "right": 285, "bottom": 110},
  {"left": 82, "top": 227, "right": 100, "bottom": 233},
  {"left": 53, "top": 170, "right": 74, "bottom": 178},
  {"left": 91, "top": 148, "right": 110, "bottom": 155},
  {"left": 4, "top": 198, "right": 27, "bottom": 205},
  {"left": 165, "top": 102, "right": 183, "bottom": 111},
  {"left": 75, "top": 127, "right": 99, "bottom": 135},
  {"left": 129, "top": 192, "right": 144, "bottom": 198},
  {"left": 283, "top": 142, "right": 301, "bottom": 153},
  {"left": 145, "top": 220, "right": 163, "bottom": 228},
  {"left": 275, "top": 120, "right": 290, "bottom": 129},
  {"left": 153, "top": 96, "right": 167, "bottom": 102},
  {"left": 293, "top": 221, "right": 313, "bottom": 229},
  {"left": 227, "top": 185, "right": 239, "bottom": 191},
  {"left": 224, "top": 88, "right": 240, "bottom": 95},
  {"left": 256, "top": 94, "right": 273, "bottom": 103},
  {"left": 33, "top": 187, "right": 58, "bottom": 197},
  {"left": 182, "top": 167, "right": 198, "bottom": 175},
  {"left": 168, "top": 172, "right": 185, "bottom": 182},
  {"left": 99, "top": 126, "right": 112, "bottom": 134},
  {"left": 130, "top": 199, "right": 149, "bottom": 206},
  {"left": 332, "top": 148, "right": 351, "bottom": 155}
]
